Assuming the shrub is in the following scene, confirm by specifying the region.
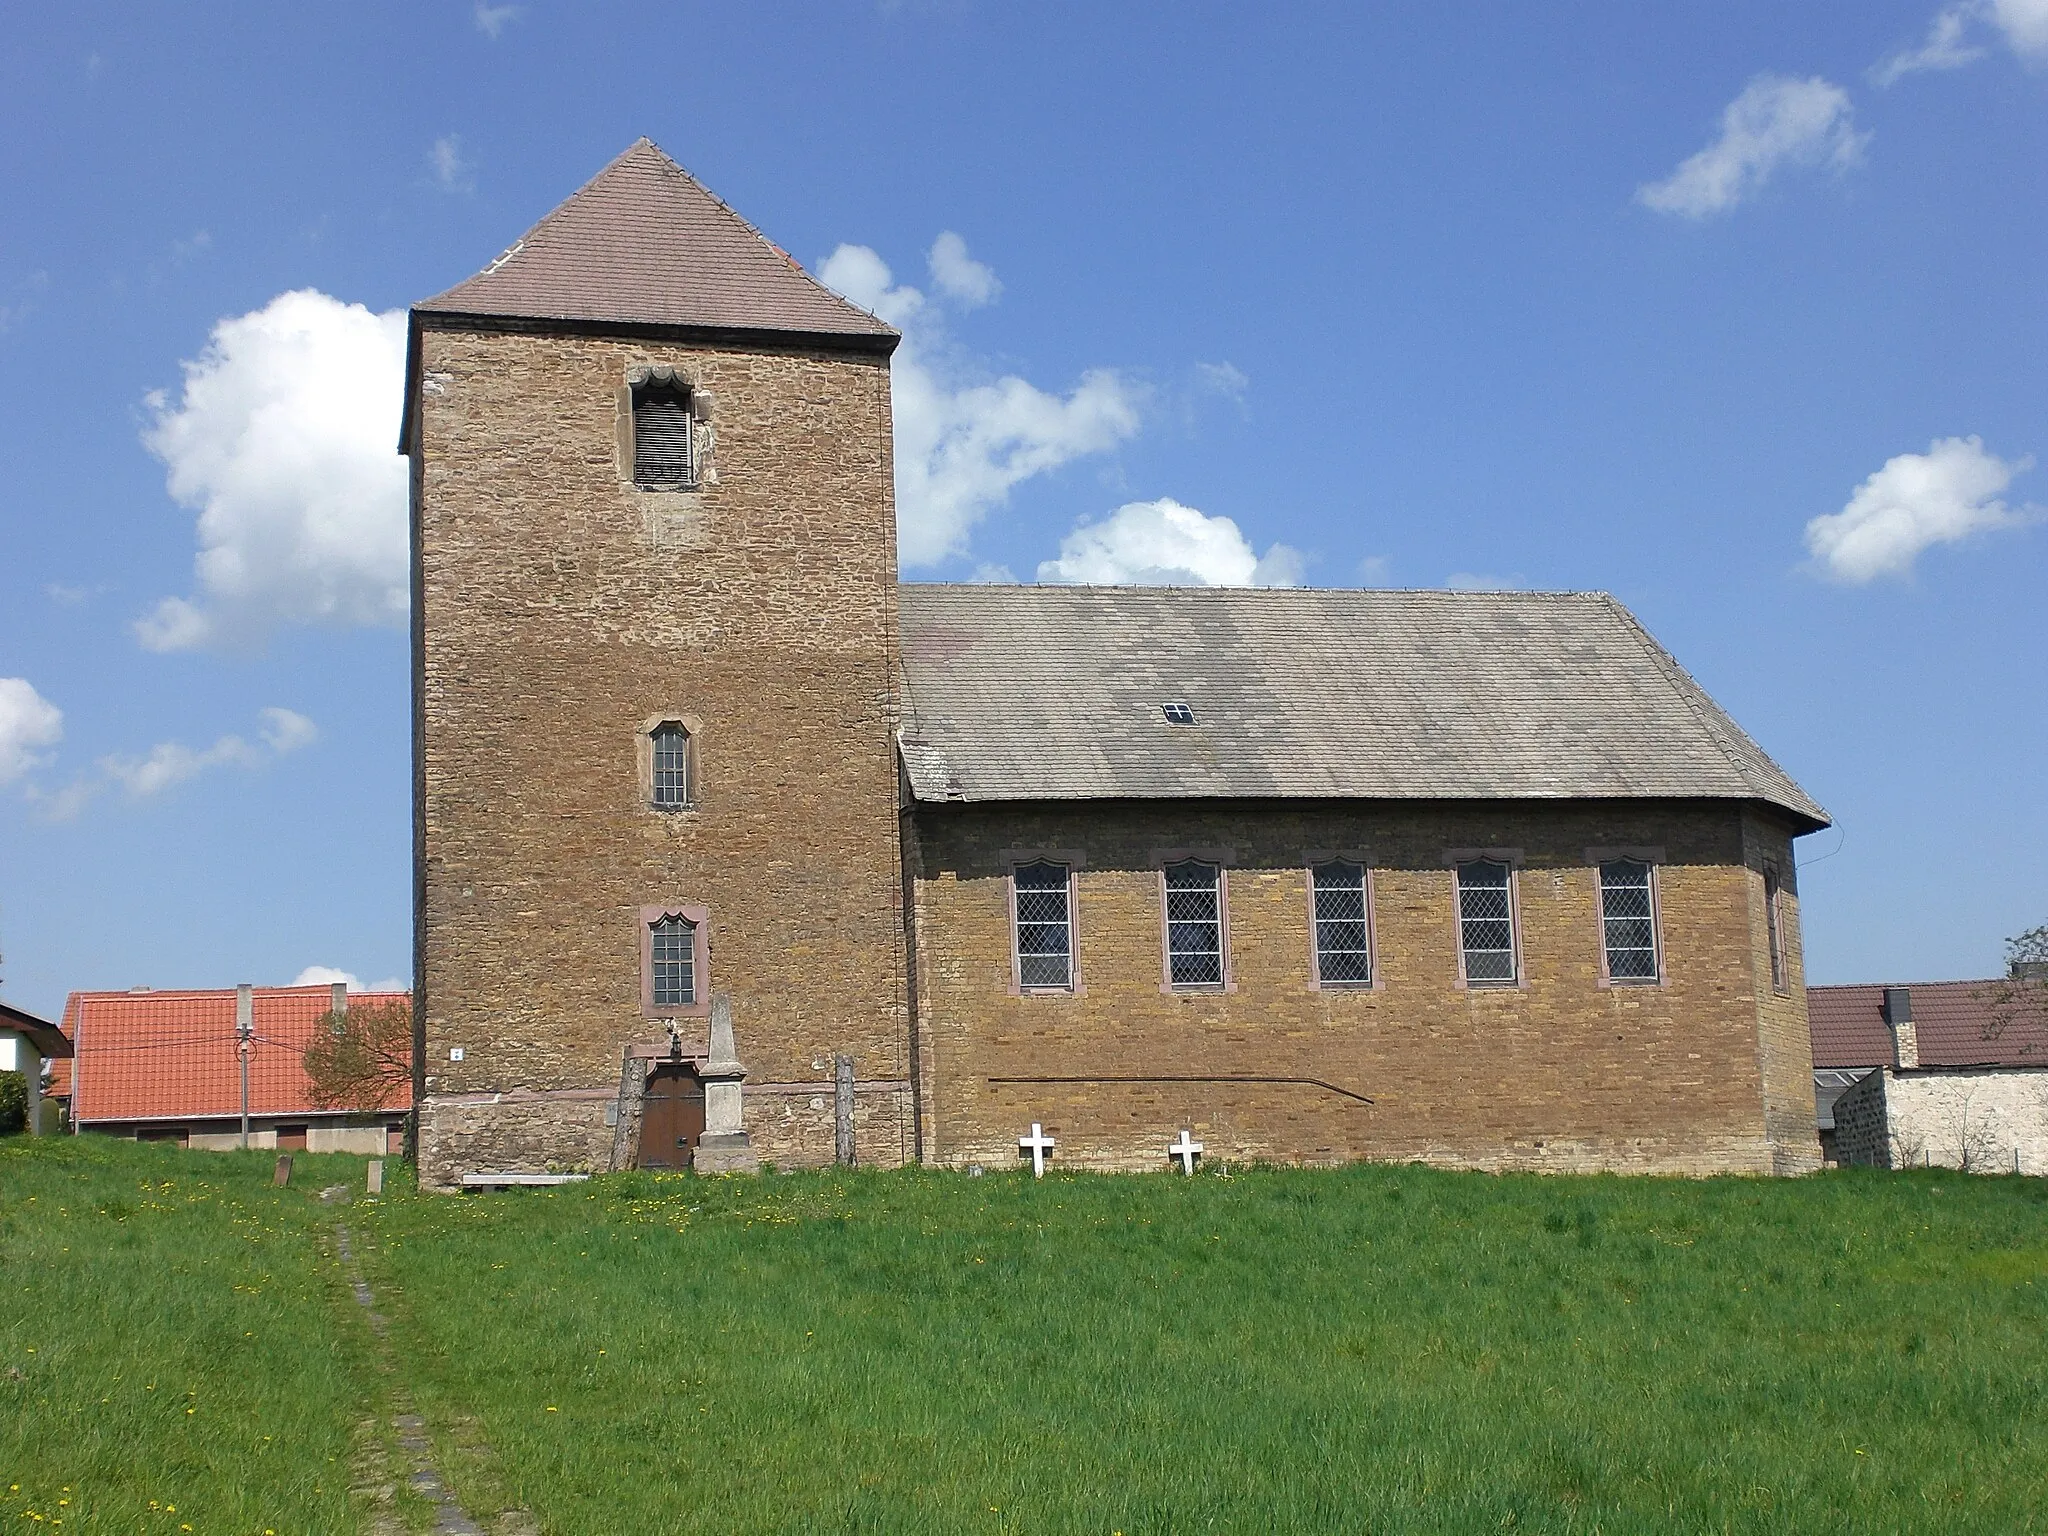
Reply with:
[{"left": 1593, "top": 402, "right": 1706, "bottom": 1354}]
[{"left": 0, "top": 1069, "right": 28, "bottom": 1135}]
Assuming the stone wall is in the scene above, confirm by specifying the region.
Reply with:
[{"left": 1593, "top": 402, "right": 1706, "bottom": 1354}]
[
  {"left": 910, "top": 798, "right": 1819, "bottom": 1176},
  {"left": 1830, "top": 1067, "right": 1890, "bottom": 1167},
  {"left": 411, "top": 324, "right": 911, "bottom": 1189},
  {"left": 1839, "top": 1067, "right": 2048, "bottom": 1173}
]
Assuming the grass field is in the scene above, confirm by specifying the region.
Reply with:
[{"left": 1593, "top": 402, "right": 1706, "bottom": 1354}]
[{"left": 6, "top": 1136, "right": 2048, "bottom": 1534}]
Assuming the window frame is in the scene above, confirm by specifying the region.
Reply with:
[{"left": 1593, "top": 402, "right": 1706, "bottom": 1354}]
[
  {"left": 1154, "top": 848, "right": 1235, "bottom": 994},
  {"left": 628, "top": 376, "right": 697, "bottom": 490},
  {"left": 1304, "top": 850, "right": 1380, "bottom": 991},
  {"left": 1763, "top": 864, "right": 1788, "bottom": 995},
  {"left": 638, "top": 713, "right": 702, "bottom": 813},
  {"left": 1588, "top": 846, "right": 1666, "bottom": 988},
  {"left": 1003, "top": 850, "right": 1086, "bottom": 996},
  {"left": 639, "top": 903, "right": 711, "bottom": 1020},
  {"left": 1447, "top": 849, "right": 1524, "bottom": 990}
]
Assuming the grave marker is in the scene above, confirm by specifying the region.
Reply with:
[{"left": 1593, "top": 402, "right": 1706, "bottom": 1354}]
[{"left": 1018, "top": 1122, "right": 1055, "bottom": 1178}]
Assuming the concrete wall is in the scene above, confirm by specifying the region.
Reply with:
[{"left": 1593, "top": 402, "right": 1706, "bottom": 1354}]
[
  {"left": 411, "top": 324, "right": 910, "bottom": 1190},
  {"left": 103, "top": 1118, "right": 404, "bottom": 1153},
  {"left": 910, "top": 798, "right": 1818, "bottom": 1176},
  {"left": 1833, "top": 1066, "right": 2048, "bottom": 1173}
]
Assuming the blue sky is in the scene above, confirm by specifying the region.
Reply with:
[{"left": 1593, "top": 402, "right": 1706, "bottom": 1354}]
[{"left": 1, "top": 2, "right": 2043, "bottom": 1018}]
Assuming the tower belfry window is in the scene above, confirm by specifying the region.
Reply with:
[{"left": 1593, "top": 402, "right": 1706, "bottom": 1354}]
[{"left": 632, "top": 380, "right": 695, "bottom": 487}]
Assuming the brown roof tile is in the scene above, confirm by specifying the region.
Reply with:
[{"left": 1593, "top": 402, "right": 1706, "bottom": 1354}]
[
  {"left": 1807, "top": 980, "right": 2048, "bottom": 1070},
  {"left": 416, "top": 138, "right": 896, "bottom": 347}
]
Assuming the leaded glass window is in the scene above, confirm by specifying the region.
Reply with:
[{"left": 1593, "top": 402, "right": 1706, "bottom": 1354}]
[
  {"left": 1457, "top": 859, "right": 1517, "bottom": 984},
  {"left": 1599, "top": 859, "right": 1658, "bottom": 982},
  {"left": 632, "top": 382, "right": 694, "bottom": 487},
  {"left": 1165, "top": 860, "right": 1225, "bottom": 987},
  {"left": 1012, "top": 861, "right": 1073, "bottom": 990},
  {"left": 651, "top": 723, "right": 690, "bottom": 809},
  {"left": 1764, "top": 868, "right": 1786, "bottom": 992},
  {"left": 1312, "top": 861, "right": 1372, "bottom": 986},
  {"left": 650, "top": 914, "right": 696, "bottom": 1009}
]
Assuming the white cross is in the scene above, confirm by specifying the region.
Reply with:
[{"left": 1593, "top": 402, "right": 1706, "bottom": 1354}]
[
  {"left": 1169, "top": 1129, "right": 1204, "bottom": 1175},
  {"left": 1018, "top": 1122, "right": 1055, "bottom": 1178}
]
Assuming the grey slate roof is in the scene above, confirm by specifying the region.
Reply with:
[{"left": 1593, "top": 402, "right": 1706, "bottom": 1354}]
[
  {"left": 416, "top": 139, "right": 896, "bottom": 347},
  {"left": 897, "top": 585, "right": 1828, "bottom": 828}
]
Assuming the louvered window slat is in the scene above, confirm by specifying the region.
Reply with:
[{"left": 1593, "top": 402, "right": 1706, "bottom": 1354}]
[{"left": 633, "top": 386, "right": 694, "bottom": 486}]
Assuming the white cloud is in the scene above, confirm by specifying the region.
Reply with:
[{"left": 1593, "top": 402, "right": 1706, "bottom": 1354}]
[
  {"left": 1993, "top": 0, "right": 2048, "bottom": 57},
  {"left": 1445, "top": 572, "right": 1526, "bottom": 591},
  {"left": 927, "top": 231, "right": 1001, "bottom": 308},
  {"left": 1805, "top": 435, "right": 2034, "bottom": 582},
  {"left": 1037, "top": 497, "right": 1304, "bottom": 587},
  {"left": 102, "top": 735, "right": 262, "bottom": 799},
  {"left": 137, "top": 289, "right": 409, "bottom": 651},
  {"left": 1357, "top": 554, "right": 1392, "bottom": 585},
  {"left": 36, "top": 705, "right": 317, "bottom": 819},
  {"left": 1638, "top": 75, "right": 1867, "bottom": 219},
  {"left": 428, "top": 135, "right": 474, "bottom": 193},
  {"left": 969, "top": 562, "right": 1017, "bottom": 583},
  {"left": 0, "top": 679, "right": 63, "bottom": 787},
  {"left": 1875, "top": 6, "right": 1988, "bottom": 83},
  {"left": 292, "top": 965, "right": 407, "bottom": 993},
  {"left": 1194, "top": 361, "right": 1249, "bottom": 405},
  {"left": 473, "top": 1, "right": 519, "bottom": 39},
  {"left": 820, "top": 239, "right": 1142, "bottom": 568},
  {"left": 258, "top": 706, "right": 319, "bottom": 754}
]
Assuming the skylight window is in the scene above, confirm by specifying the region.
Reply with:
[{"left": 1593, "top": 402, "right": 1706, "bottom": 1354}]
[{"left": 1162, "top": 702, "right": 1195, "bottom": 725}]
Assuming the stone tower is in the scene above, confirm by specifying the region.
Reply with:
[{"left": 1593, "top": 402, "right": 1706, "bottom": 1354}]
[{"left": 402, "top": 140, "right": 911, "bottom": 1188}]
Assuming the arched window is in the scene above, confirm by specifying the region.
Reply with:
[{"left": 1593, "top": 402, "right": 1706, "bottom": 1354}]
[
  {"left": 631, "top": 379, "right": 694, "bottom": 487},
  {"left": 650, "top": 722, "right": 691, "bottom": 809},
  {"left": 1456, "top": 859, "right": 1517, "bottom": 985},
  {"left": 649, "top": 913, "right": 697, "bottom": 1010},
  {"left": 639, "top": 904, "right": 710, "bottom": 1020},
  {"left": 1163, "top": 860, "right": 1226, "bottom": 988},
  {"left": 1310, "top": 860, "right": 1373, "bottom": 986},
  {"left": 1598, "top": 859, "right": 1660, "bottom": 982},
  {"left": 1011, "top": 861, "right": 1074, "bottom": 991}
]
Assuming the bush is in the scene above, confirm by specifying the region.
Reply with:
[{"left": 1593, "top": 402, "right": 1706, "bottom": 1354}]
[{"left": 0, "top": 1069, "right": 28, "bottom": 1135}]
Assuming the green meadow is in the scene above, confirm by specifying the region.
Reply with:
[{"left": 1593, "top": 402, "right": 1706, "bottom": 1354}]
[{"left": 5, "top": 1135, "right": 2048, "bottom": 1534}]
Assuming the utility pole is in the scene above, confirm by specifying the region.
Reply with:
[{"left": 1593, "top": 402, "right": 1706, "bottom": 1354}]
[{"left": 236, "top": 982, "right": 253, "bottom": 1151}]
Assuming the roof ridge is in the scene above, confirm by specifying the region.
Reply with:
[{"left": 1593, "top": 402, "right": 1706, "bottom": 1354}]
[{"left": 900, "top": 582, "right": 1616, "bottom": 598}]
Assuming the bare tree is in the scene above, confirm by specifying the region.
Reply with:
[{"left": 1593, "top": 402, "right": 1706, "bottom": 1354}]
[
  {"left": 1980, "top": 923, "right": 2048, "bottom": 1055},
  {"left": 302, "top": 997, "right": 414, "bottom": 1112}
]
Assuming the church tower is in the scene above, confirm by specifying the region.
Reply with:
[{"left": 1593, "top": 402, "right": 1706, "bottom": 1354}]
[{"left": 403, "top": 140, "right": 910, "bottom": 1187}]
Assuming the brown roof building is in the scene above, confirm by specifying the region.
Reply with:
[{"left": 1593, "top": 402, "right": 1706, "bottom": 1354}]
[{"left": 406, "top": 140, "right": 1833, "bottom": 1188}]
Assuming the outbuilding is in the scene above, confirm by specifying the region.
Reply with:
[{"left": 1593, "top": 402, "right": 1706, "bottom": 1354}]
[{"left": 0, "top": 998, "right": 73, "bottom": 1135}]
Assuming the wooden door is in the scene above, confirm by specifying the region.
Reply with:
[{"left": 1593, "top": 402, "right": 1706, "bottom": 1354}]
[
  {"left": 277, "top": 1124, "right": 309, "bottom": 1152},
  {"left": 638, "top": 1065, "right": 705, "bottom": 1171}
]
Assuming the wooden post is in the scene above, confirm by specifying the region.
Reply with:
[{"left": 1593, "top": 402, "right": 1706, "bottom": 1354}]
[{"left": 834, "top": 1054, "right": 855, "bottom": 1167}]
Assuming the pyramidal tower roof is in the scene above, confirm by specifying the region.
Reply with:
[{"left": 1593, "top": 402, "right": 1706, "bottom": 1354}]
[{"left": 415, "top": 138, "right": 896, "bottom": 350}]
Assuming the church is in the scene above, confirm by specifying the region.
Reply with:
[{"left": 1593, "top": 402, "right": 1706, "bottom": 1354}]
[{"left": 404, "top": 140, "right": 1828, "bottom": 1190}]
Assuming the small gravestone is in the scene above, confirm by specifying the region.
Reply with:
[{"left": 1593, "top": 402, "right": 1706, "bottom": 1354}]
[
  {"left": 273, "top": 1155, "right": 293, "bottom": 1187},
  {"left": 366, "top": 1159, "right": 384, "bottom": 1197}
]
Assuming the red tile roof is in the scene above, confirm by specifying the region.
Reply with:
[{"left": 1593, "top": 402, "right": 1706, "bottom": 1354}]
[
  {"left": 61, "top": 987, "right": 412, "bottom": 1124},
  {"left": 416, "top": 138, "right": 897, "bottom": 346},
  {"left": 1808, "top": 980, "right": 2048, "bottom": 1070}
]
